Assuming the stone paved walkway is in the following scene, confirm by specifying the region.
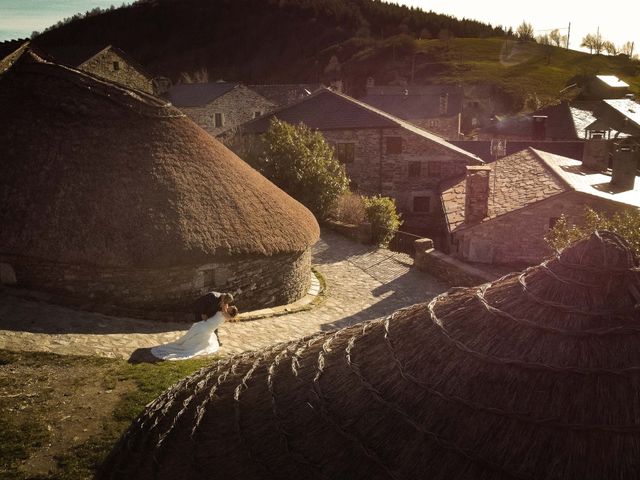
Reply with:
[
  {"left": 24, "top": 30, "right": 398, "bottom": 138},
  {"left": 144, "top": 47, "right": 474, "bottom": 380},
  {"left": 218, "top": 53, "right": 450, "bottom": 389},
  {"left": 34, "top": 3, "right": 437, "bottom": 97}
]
[{"left": 0, "top": 231, "right": 449, "bottom": 360}]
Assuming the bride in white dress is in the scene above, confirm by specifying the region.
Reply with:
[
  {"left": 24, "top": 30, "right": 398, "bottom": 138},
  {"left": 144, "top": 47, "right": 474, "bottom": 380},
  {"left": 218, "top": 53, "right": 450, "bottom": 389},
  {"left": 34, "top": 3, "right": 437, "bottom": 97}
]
[{"left": 151, "top": 305, "right": 238, "bottom": 361}]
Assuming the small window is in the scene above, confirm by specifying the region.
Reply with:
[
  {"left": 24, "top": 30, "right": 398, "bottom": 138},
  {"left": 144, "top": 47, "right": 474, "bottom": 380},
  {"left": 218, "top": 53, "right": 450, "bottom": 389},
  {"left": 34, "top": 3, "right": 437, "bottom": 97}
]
[
  {"left": 549, "top": 217, "right": 561, "bottom": 229},
  {"left": 427, "top": 161, "right": 442, "bottom": 178},
  {"left": 336, "top": 143, "right": 355, "bottom": 163},
  {"left": 408, "top": 161, "right": 421, "bottom": 177},
  {"left": 413, "top": 196, "right": 431, "bottom": 213},
  {"left": 254, "top": 111, "right": 262, "bottom": 118},
  {"left": 214, "top": 112, "right": 224, "bottom": 128},
  {"left": 385, "top": 136, "right": 402, "bottom": 154},
  {"left": 428, "top": 119, "right": 439, "bottom": 128},
  {"left": 113, "top": 61, "right": 120, "bottom": 71}
]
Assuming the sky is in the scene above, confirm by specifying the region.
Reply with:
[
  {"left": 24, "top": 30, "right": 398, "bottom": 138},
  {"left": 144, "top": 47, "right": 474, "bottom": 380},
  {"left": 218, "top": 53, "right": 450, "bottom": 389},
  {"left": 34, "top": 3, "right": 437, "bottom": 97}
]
[{"left": 0, "top": 0, "right": 638, "bottom": 53}]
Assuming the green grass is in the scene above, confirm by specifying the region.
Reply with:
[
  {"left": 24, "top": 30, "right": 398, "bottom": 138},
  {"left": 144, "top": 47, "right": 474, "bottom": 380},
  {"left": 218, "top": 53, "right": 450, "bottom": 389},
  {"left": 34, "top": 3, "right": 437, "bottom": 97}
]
[
  {"left": 341, "top": 36, "right": 640, "bottom": 109},
  {"left": 0, "top": 350, "right": 216, "bottom": 480}
]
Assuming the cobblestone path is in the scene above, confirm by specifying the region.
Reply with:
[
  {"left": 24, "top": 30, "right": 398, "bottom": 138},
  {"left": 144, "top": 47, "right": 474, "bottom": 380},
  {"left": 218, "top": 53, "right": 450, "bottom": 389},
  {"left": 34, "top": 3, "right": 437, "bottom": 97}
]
[{"left": 0, "top": 231, "right": 449, "bottom": 359}]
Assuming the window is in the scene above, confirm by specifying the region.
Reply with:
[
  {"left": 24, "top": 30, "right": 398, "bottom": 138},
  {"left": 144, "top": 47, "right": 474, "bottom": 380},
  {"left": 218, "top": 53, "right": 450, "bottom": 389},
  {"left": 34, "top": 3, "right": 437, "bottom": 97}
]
[
  {"left": 335, "top": 143, "right": 355, "bottom": 163},
  {"left": 413, "top": 196, "right": 431, "bottom": 213},
  {"left": 427, "top": 161, "right": 442, "bottom": 178},
  {"left": 214, "top": 112, "right": 224, "bottom": 128},
  {"left": 408, "top": 161, "right": 421, "bottom": 177},
  {"left": 254, "top": 111, "right": 262, "bottom": 118},
  {"left": 113, "top": 61, "right": 120, "bottom": 71},
  {"left": 428, "top": 119, "right": 439, "bottom": 128},
  {"left": 385, "top": 136, "right": 402, "bottom": 154}
]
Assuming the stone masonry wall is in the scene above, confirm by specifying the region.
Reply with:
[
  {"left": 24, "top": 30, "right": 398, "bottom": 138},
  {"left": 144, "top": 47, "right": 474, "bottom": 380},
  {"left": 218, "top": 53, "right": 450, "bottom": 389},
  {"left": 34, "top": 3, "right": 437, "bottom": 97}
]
[
  {"left": 453, "top": 191, "right": 630, "bottom": 265},
  {"left": 323, "top": 127, "right": 476, "bottom": 236},
  {"left": 184, "top": 86, "right": 276, "bottom": 136},
  {"left": 0, "top": 249, "right": 312, "bottom": 320},
  {"left": 80, "top": 48, "right": 153, "bottom": 94},
  {"left": 411, "top": 115, "right": 459, "bottom": 140}
]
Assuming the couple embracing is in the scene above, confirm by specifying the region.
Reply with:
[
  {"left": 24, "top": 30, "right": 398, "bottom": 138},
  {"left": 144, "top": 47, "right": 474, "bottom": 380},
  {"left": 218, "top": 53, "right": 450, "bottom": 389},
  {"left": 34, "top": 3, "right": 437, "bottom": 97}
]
[{"left": 150, "top": 291, "right": 238, "bottom": 361}]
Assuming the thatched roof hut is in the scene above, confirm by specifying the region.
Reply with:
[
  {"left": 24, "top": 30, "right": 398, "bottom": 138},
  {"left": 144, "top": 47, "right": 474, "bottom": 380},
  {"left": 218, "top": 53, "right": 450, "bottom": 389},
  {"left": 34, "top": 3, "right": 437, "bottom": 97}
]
[
  {"left": 98, "top": 231, "right": 640, "bottom": 479},
  {"left": 0, "top": 45, "right": 319, "bottom": 314}
]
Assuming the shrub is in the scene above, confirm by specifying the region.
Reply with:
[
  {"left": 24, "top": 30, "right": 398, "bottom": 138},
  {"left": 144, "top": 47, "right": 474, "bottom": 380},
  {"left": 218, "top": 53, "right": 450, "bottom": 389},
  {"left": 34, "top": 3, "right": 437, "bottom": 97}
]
[
  {"left": 251, "top": 119, "right": 349, "bottom": 219},
  {"left": 545, "top": 207, "right": 640, "bottom": 256},
  {"left": 363, "top": 195, "right": 402, "bottom": 246},
  {"left": 333, "top": 192, "right": 366, "bottom": 225}
]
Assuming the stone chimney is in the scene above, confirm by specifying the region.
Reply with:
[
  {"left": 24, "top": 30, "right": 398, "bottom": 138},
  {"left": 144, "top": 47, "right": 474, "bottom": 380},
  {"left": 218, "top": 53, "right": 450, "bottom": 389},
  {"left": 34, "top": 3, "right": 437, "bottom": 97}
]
[
  {"left": 611, "top": 142, "right": 639, "bottom": 191},
  {"left": 465, "top": 165, "right": 492, "bottom": 224},
  {"left": 582, "top": 138, "right": 612, "bottom": 171},
  {"left": 532, "top": 115, "right": 547, "bottom": 140}
]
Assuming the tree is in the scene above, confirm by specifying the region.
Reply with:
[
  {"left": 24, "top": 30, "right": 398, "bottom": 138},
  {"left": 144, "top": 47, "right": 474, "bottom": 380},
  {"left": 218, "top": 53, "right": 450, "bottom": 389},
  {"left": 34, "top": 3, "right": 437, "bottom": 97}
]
[
  {"left": 545, "top": 207, "right": 640, "bottom": 256},
  {"left": 581, "top": 31, "right": 604, "bottom": 54},
  {"left": 536, "top": 33, "right": 551, "bottom": 45},
  {"left": 548, "top": 28, "right": 567, "bottom": 48},
  {"left": 602, "top": 40, "right": 617, "bottom": 56},
  {"left": 515, "top": 21, "right": 534, "bottom": 41},
  {"left": 252, "top": 119, "right": 349, "bottom": 219},
  {"left": 620, "top": 41, "right": 635, "bottom": 57}
]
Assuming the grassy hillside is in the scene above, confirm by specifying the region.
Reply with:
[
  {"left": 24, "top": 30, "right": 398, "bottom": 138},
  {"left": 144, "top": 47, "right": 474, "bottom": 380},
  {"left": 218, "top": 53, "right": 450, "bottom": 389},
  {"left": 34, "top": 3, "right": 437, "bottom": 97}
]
[{"left": 29, "top": 0, "right": 640, "bottom": 112}]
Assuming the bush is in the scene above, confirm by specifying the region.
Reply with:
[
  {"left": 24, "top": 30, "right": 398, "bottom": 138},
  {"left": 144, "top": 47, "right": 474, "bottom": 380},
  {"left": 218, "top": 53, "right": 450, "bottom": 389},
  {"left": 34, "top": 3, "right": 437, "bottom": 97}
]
[
  {"left": 251, "top": 119, "right": 349, "bottom": 219},
  {"left": 545, "top": 207, "right": 640, "bottom": 256},
  {"left": 363, "top": 195, "right": 402, "bottom": 246},
  {"left": 333, "top": 192, "right": 366, "bottom": 225}
]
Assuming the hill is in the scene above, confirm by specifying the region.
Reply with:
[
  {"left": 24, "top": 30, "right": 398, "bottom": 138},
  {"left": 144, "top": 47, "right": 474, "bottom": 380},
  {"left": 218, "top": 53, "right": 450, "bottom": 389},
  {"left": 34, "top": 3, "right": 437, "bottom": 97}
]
[{"left": 30, "top": 0, "right": 640, "bottom": 111}]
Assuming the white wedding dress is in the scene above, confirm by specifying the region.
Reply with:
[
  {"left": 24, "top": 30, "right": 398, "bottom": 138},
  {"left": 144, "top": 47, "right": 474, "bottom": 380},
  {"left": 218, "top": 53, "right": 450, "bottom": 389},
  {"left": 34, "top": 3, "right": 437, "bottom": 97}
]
[{"left": 151, "top": 311, "right": 225, "bottom": 361}]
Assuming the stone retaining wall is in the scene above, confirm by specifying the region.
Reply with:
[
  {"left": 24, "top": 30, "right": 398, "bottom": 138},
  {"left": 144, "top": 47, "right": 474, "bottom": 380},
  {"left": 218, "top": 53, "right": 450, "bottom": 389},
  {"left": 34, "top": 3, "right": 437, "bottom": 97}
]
[
  {"left": 413, "top": 238, "right": 494, "bottom": 287},
  {"left": 324, "top": 220, "right": 372, "bottom": 244},
  {"left": 0, "top": 249, "right": 312, "bottom": 320}
]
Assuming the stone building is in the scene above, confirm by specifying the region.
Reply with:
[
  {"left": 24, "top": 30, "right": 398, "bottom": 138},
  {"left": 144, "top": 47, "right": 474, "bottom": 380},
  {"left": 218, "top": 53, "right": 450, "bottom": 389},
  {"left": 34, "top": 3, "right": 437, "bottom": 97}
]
[
  {"left": 441, "top": 144, "right": 640, "bottom": 265},
  {"left": 165, "top": 82, "right": 277, "bottom": 136},
  {"left": 235, "top": 88, "right": 482, "bottom": 236},
  {"left": 360, "top": 85, "right": 463, "bottom": 139},
  {"left": 0, "top": 45, "right": 319, "bottom": 318},
  {"left": 41, "top": 44, "right": 155, "bottom": 94},
  {"left": 584, "top": 74, "right": 631, "bottom": 100}
]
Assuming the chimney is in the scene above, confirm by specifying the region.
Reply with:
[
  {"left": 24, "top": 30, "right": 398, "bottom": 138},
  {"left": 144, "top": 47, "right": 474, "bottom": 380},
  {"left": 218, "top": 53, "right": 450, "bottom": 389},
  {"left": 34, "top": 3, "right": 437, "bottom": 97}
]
[
  {"left": 582, "top": 138, "right": 612, "bottom": 171},
  {"left": 532, "top": 115, "right": 547, "bottom": 140},
  {"left": 465, "top": 165, "right": 492, "bottom": 224},
  {"left": 611, "top": 142, "right": 639, "bottom": 191}
]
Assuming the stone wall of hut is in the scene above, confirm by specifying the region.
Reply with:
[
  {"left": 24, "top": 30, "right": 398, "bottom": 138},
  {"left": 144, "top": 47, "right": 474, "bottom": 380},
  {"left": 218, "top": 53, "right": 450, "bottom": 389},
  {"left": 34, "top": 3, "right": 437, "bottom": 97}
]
[
  {"left": 451, "top": 191, "right": 630, "bottom": 265},
  {"left": 79, "top": 48, "right": 154, "bottom": 95},
  {"left": 410, "top": 115, "right": 460, "bottom": 140},
  {"left": 0, "top": 248, "right": 313, "bottom": 319}
]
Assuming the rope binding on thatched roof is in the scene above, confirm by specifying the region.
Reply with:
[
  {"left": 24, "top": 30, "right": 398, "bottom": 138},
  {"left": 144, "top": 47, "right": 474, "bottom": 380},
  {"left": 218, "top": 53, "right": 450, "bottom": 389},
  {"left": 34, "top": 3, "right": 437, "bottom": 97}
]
[{"left": 97, "top": 231, "right": 640, "bottom": 480}]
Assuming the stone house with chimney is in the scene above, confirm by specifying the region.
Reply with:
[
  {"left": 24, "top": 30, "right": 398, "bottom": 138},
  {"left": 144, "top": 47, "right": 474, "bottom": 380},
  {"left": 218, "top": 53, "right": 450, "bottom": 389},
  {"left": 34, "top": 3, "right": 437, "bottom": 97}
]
[
  {"left": 360, "top": 84, "right": 463, "bottom": 139},
  {"left": 233, "top": 88, "right": 483, "bottom": 236},
  {"left": 166, "top": 82, "right": 277, "bottom": 136},
  {"left": 41, "top": 44, "right": 155, "bottom": 94},
  {"left": 440, "top": 141, "right": 640, "bottom": 265}
]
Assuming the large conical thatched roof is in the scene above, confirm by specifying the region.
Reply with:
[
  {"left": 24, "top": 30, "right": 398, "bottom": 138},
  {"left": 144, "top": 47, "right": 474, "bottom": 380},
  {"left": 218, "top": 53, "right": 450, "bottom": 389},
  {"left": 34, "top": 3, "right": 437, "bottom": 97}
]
[
  {"left": 0, "top": 46, "right": 319, "bottom": 268},
  {"left": 98, "top": 231, "right": 640, "bottom": 479}
]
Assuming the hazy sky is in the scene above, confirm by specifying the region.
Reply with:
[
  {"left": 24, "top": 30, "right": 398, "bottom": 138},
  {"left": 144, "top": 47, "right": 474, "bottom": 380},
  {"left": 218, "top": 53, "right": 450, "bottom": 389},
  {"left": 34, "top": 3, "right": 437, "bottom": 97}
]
[{"left": 0, "top": 0, "right": 638, "bottom": 52}]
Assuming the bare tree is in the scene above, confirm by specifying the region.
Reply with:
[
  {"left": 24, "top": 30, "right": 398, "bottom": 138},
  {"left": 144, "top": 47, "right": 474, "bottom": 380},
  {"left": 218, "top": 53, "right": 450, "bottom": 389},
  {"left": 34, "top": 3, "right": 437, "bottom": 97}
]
[
  {"left": 619, "top": 41, "right": 635, "bottom": 57},
  {"left": 602, "top": 40, "right": 617, "bottom": 56},
  {"left": 549, "top": 29, "right": 567, "bottom": 48},
  {"left": 536, "top": 33, "right": 551, "bottom": 45},
  {"left": 516, "top": 21, "right": 534, "bottom": 41},
  {"left": 581, "top": 32, "right": 604, "bottom": 54}
]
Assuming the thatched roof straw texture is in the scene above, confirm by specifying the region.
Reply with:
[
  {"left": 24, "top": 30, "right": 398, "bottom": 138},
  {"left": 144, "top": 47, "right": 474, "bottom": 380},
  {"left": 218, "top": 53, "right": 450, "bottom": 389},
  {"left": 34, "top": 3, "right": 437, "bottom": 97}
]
[
  {"left": 98, "top": 231, "right": 640, "bottom": 480},
  {"left": 0, "top": 47, "right": 319, "bottom": 268}
]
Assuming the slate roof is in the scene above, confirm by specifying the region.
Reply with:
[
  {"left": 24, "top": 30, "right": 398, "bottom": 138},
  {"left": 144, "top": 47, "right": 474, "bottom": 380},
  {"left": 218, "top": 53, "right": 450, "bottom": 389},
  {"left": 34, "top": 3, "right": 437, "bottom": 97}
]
[
  {"left": 361, "top": 87, "right": 463, "bottom": 119},
  {"left": 596, "top": 75, "right": 629, "bottom": 88},
  {"left": 240, "top": 88, "right": 482, "bottom": 163},
  {"left": 165, "top": 82, "right": 239, "bottom": 107},
  {"left": 441, "top": 148, "right": 640, "bottom": 233},
  {"left": 603, "top": 98, "right": 640, "bottom": 128},
  {"left": 248, "top": 84, "right": 321, "bottom": 107}
]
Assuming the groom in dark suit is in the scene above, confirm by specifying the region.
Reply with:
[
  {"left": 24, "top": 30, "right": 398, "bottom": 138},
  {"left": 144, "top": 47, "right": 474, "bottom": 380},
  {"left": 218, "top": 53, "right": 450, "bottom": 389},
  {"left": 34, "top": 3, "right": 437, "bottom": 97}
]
[{"left": 192, "top": 291, "right": 234, "bottom": 345}]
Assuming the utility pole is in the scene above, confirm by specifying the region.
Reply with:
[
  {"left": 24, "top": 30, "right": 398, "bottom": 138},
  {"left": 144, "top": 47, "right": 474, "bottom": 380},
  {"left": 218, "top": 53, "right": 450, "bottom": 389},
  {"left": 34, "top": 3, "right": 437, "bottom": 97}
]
[{"left": 566, "top": 22, "right": 571, "bottom": 49}]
